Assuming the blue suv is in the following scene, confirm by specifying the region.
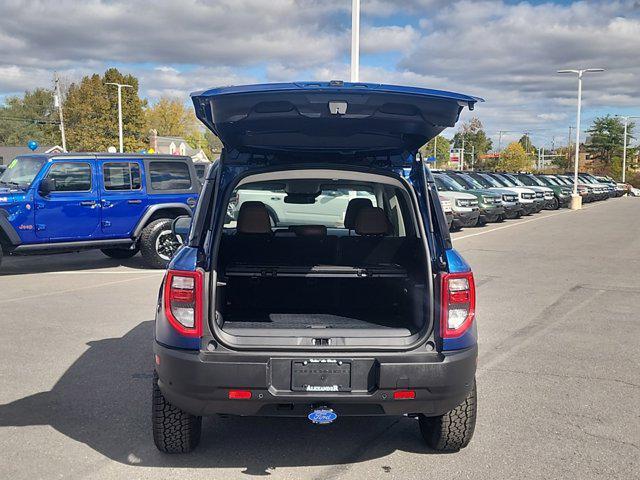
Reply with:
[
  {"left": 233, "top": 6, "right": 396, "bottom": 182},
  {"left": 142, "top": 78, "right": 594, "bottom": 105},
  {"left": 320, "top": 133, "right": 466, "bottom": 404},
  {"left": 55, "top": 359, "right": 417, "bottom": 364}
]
[
  {"left": 0, "top": 154, "right": 199, "bottom": 269},
  {"left": 153, "top": 82, "right": 479, "bottom": 453}
]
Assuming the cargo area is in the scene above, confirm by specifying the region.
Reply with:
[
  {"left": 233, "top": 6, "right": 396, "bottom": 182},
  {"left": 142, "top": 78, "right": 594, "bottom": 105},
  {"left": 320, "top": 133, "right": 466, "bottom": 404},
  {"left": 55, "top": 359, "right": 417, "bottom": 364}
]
[{"left": 211, "top": 172, "right": 432, "bottom": 347}]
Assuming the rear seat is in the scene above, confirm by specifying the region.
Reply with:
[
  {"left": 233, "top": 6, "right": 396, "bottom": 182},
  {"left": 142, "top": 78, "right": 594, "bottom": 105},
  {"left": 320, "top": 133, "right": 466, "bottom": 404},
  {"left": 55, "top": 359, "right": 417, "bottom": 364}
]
[
  {"left": 338, "top": 206, "right": 416, "bottom": 266},
  {"left": 221, "top": 202, "right": 417, "bottom": 270},
  {"left": 222, "top": 202, "right": 338, "bottom": 266}
]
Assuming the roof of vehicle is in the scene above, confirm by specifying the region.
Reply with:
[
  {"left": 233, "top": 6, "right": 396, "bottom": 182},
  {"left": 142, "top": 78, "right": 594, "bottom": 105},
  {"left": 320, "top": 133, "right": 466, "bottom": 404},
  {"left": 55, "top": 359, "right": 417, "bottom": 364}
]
[{"left": 13, "top": 153, "right": 193, "bottom": 162}]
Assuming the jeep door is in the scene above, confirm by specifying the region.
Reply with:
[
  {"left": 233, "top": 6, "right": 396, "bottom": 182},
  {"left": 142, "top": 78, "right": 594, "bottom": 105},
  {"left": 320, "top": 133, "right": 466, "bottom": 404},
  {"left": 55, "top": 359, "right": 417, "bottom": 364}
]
[
  {"left": 98, "top": 160, "right": 147, "bottom": 238},
  {"left": 35, "top": 159, "right": 101, "bottom": 240}
]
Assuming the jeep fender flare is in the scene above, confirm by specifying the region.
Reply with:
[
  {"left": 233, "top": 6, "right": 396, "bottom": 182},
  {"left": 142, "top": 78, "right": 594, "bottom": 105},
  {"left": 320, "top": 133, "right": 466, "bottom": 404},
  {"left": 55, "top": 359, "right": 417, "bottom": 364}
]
[
  {"left": 132, "top": 203, "right": 192, "bottom": 239},
  {"left": 0, "top": 212, "right": 21, "bottom": 247}
]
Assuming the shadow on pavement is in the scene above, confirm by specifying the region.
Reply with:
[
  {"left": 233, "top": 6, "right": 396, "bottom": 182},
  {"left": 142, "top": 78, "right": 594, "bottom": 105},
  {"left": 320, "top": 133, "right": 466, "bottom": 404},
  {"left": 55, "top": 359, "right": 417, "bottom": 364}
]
[
  {"left": 0, "top": 321, "right": 435, "bottom": 474},
  {"left": 0, "top": 250, "right": 153, "bottom": 276}
]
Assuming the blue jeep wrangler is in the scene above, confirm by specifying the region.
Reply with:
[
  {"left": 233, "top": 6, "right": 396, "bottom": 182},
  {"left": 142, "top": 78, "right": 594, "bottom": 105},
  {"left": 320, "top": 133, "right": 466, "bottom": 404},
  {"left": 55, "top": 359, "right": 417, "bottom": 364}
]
[
  {"left": 0, "top": 154, "right": 199, "bottom": 269},
  {"left": 153, "top": 82, "right": 480, "bottom": 453}
]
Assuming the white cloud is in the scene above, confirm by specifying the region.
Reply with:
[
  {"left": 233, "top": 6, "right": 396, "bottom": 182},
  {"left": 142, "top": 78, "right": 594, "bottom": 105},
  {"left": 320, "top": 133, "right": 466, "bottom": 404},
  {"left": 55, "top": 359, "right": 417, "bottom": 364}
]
[{"left": 0, "top": 0, "right": 639, "bottom": 146}]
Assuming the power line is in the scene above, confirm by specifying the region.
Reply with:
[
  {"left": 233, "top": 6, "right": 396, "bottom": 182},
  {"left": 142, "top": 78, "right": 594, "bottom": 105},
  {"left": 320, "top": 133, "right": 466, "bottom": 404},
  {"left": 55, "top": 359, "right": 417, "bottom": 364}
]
[{"left": 0, "top": 115, "right": 61, "bottom": 125}]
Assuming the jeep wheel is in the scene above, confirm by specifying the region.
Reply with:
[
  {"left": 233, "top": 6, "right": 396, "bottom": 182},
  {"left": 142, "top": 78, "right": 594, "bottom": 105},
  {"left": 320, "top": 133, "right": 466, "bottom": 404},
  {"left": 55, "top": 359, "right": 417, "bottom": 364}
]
[
  {"left": 140, "top": 219, "right": 181, "bottom": 269},
  {"left": 548, "top": 197, "right": 560, "bottom": 210},
  {"left": 101, "top": 247, "right": 139, "bottom": 259},
  {"left": 152, "top": 371, "right": 202, "bottom": 453},
  {"left": 418, "top": 380, "right": 477, "bottom": 452}
]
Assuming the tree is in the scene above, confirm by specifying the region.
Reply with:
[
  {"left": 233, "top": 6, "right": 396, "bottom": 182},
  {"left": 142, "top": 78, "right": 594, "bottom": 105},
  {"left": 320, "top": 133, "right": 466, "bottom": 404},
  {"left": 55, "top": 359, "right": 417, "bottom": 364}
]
[
  {"left": 586, "top": 115, "right": 630, "bottom": 164},
  {"left": 451, "top": 117, "right": 493, "bottom": 164},
  {"left": 496, "top": 142, "right": 531, "bottom": 172},
  {"left": 0, "top": 88, "right": 61, "bottom": 146},
  {"left": 518, "top": 134, "right": 537, "bottom": 156},
  {"left": 419, "top": 135, "right": 450, "bottom": 167},
  {"left": 145, "top": 98, "right": 197, "bottom": 137},
  {"left": 64, "top": 68, "right": 146, "bottom": 152}
]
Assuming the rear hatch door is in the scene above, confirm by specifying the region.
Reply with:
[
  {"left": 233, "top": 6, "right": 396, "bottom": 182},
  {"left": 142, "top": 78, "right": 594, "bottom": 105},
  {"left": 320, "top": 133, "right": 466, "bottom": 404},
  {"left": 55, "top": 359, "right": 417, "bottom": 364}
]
[{"left": 191, "top": 81, "right": 481, "bottom": 156}]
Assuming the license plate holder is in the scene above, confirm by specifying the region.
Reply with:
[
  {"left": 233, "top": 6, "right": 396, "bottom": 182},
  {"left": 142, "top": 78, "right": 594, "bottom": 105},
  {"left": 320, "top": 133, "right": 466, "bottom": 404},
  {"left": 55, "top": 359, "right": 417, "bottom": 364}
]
[{"left": 291, "top": 360, "right": 352, "bottom": 392}]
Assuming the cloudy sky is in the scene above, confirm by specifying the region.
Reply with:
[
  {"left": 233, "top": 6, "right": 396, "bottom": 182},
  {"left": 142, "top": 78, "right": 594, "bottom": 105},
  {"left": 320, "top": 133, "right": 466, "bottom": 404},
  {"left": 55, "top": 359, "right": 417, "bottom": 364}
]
[{"left": 1, "top": 0, "right": 639, "bottom": 148}]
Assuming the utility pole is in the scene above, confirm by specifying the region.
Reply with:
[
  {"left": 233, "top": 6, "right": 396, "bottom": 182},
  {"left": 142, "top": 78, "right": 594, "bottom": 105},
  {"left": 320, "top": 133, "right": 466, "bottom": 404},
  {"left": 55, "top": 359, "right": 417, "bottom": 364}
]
[
  {"left": 557, "top": 68, "right": 605, "bottom": 209},
  {"left": 350, "top": 0, "right": 360, "bottom": 82},
  {"left": 461, "top": 137, "right": 465, "bottom": 171},
  {"left": 105, "top": 82, "right": 133, "bottom": 153},
  {"left": 471, "top": 145, "right": 475, "bottom": 170},
  {"left": 54, "top": 74, "right": 67, "bottom": 152}
]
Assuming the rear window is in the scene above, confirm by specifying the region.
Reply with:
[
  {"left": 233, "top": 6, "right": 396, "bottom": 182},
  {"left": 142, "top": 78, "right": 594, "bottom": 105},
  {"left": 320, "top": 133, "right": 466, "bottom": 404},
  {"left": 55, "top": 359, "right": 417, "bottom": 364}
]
[
  {"left": 103, "top": 162, "right": 141, "bottom": 191},
  {"left": 149, "top": 161, "right": 191, "bottom": 190}
]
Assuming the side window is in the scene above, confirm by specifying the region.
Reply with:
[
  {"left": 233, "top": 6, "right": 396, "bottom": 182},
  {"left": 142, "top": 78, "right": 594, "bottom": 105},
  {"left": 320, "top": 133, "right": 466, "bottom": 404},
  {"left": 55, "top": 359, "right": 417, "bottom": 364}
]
[
  {"left": 103, "top": 162, "right": 142, "bottom": 191},
  {"left": 149, "top": 161, "right": 191, "bottom": 191},
  {"left": 46, "top": 162, "right": 92, "bottom": 192},
  {"left": 387, "top": 193, "right": 406, "bottom": 237}
]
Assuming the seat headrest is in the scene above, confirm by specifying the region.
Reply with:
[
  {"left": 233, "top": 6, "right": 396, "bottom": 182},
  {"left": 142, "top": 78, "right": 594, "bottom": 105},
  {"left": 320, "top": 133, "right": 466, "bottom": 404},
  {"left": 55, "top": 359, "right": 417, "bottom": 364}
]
[
  {"left": 237, "top": 201, "right": 272, "bottom": 234},
  {"left": 355, "top": 207, "right": 391, "bottom": 236},
  {"left": 344, "top": 198, "right": 373, "bottom": 229},
  {"left": 291, "top": 225, "right": 327, "bottom": 237}
]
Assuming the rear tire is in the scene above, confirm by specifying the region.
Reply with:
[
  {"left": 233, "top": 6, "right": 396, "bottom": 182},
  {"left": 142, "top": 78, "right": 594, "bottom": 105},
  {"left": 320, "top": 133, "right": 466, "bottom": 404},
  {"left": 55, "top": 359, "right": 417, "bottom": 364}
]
[
  {"left": 140, "top": 218, "right": 180, "bottom": 269},
  {"left": 101, "top": 247, "right": 139, "bottom": 259},
  {"left": 419, "top": 380, "right": 477, "bottom": 452},
  {"left": 152, "top": 371, "right": 202, "bottom": 453}
]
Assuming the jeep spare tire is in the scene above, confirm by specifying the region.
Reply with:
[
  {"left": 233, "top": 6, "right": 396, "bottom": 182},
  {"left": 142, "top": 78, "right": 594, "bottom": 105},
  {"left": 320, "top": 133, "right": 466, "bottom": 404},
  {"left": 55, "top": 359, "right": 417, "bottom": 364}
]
[{"left": 140, "top": 218, "right": 181, "bottom": 269}]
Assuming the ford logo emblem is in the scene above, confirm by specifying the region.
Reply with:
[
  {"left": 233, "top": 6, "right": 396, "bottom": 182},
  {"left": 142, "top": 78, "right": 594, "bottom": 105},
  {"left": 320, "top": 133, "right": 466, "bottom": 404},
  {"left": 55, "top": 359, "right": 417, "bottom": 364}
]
[{"left": 308, "top": 408, "right": 337, "bottom": 425}]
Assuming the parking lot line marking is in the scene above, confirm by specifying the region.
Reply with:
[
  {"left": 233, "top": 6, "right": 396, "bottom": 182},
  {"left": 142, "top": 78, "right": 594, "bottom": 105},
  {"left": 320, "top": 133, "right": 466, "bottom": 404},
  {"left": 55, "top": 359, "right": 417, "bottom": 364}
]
[
  {"left": 454, "top": 200, "right": 610, "bottom": 241},
  {"left": 0, "top": 275, "right": 159, "bottom": 304}
]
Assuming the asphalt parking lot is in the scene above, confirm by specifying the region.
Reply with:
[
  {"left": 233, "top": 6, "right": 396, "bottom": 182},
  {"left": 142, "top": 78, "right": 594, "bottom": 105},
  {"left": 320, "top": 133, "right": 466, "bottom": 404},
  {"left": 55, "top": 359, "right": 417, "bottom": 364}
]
[{"left": 0, "top": 197, "right": 638, "bottom": 480}]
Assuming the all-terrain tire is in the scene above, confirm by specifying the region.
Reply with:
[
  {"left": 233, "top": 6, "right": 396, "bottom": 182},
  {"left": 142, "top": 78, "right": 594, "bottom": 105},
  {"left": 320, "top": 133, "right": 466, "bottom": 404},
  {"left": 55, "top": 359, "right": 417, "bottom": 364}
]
[
  {"left": 152, "top": 371, "right": 202, "bottom": 453},
  {"left": 418, "top": 380, "right": 477, "bottom": 452},
  {"left": 140, "top": 218, "right": 179, "bottom": 269},
  {"left": 101, "top": 247, "right": 139, "bottom": 259}
]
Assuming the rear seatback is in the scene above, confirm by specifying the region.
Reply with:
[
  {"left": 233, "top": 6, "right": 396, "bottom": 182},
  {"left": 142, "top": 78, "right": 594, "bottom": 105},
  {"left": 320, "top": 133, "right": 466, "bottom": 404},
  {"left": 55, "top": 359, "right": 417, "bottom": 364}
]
[{"left": 220, "top": 202, "right": 418, "bottom": 270}]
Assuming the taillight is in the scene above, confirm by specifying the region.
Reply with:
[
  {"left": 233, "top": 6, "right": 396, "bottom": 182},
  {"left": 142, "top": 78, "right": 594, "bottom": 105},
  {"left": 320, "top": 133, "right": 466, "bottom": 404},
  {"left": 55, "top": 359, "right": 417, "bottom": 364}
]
[
  {"left": 440, "top": 272, "right": 475, "bottom": 338},
  {"left": 164, "top": 269, "right": 203, "bottom": 337}
]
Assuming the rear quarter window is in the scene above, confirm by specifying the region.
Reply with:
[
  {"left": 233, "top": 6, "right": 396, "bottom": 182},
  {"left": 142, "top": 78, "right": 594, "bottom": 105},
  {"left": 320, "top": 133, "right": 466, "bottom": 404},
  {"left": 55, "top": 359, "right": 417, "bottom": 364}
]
[{"left": 149, "top": 161, "right": 192, "bottom": 191}]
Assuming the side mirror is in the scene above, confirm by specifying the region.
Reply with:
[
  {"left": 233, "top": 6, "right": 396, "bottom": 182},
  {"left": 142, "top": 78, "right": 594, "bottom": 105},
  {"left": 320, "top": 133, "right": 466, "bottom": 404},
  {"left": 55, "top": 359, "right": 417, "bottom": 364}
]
[
  {"left": 38, "top": 178, "right": 55, "bottom": 197},
  {"left": 172, "top": 216, "right": 192, "bottom": 244}
]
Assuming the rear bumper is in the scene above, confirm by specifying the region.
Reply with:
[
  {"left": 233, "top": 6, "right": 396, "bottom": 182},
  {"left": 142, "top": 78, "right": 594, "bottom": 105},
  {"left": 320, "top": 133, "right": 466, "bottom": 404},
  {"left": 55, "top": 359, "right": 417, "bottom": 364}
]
[{"left": 154, "top": 342, "right": 478, "bottom": 418}]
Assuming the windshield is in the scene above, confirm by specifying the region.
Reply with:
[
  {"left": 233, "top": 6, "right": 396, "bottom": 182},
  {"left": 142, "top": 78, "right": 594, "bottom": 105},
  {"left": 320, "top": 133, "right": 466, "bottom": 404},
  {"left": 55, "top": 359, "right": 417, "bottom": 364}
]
[
  {"left": 514, "top": 174, "right": 537, "bottom": 187},
  {"left": 434, "top": 174, "right": 464, "bottom": 192},
  {"left": 442, "top": 173, "right": 470, "bottom": 190},
  {"left": 491, "top": 174, "right": 515, "bottom": 187},
  {"left": 0, "top": 157, "right": 45, "bottom": 188},
  {"left": 457, "top": 173, "right": 485, "bottom": 189},
  {"left": 541, "top": 175, "right": 559, "bottom": 186},
  {"left": 477, "top": 173, "right": 503, "bottom": 188},
  {"left": 503, "top": 174, "right": 525, "bottom": 186},
  {"left": 224, "top": 179, "right": 409, "bottom": 231}
]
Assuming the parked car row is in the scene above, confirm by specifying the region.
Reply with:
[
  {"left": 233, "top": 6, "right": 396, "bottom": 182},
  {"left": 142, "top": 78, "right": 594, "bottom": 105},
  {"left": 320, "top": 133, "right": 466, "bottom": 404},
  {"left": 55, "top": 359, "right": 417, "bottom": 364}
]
[{"left": 435, "top": 169, "right": 623, "bottom": 231}]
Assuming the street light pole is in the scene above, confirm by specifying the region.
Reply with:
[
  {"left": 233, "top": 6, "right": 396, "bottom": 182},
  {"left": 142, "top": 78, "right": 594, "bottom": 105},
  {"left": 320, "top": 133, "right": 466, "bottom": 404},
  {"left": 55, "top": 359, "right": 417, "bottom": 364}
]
[
  {"left": 54, "top": 73, "right": 67, "bottom": 152},
  {"left": 350, "top": 0, "right": 360, "bottom": 82},
  {"left": 557, "top": 68, "right": 605, "bottom": 210},
  {"left": 106, "top": 82, "right": 133, "bottom": 153},
  {"left": 616, "top": 115, "right": 639, "bottom": 183}
]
